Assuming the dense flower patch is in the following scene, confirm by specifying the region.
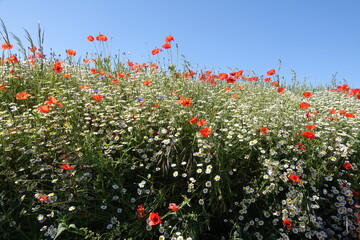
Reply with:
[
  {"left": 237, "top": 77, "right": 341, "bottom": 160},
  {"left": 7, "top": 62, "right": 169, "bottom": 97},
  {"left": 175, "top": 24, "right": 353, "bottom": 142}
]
[{"left": 0, "top": 23, "right": 360, "bottom": 239}]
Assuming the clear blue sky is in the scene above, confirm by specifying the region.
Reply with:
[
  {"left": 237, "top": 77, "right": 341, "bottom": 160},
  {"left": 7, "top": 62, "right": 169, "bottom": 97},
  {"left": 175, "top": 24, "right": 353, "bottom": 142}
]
[{"left": 1, "top": 0, "right": 359, "bottom": 88}]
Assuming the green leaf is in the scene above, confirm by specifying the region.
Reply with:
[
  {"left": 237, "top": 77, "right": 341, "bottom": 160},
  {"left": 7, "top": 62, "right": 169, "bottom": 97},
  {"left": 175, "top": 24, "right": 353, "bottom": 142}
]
[
  {"left": 54, "top": 223, "right": 66, "bottom": 240},
  {"left": 69, "top": 224, "right": 78, "bottom": 230}
]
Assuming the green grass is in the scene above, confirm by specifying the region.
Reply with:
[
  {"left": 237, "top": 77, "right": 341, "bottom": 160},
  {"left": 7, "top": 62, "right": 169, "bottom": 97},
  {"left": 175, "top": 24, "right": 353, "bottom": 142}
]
[{"left": 0, "top": 22, "right": 360, "bottom": 240}]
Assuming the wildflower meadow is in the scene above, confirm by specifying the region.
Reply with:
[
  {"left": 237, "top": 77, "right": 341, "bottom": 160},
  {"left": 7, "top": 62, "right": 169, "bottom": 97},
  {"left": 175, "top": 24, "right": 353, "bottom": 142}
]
[{"left": 0, "top": 20, "right": 360, "bottom": 240}]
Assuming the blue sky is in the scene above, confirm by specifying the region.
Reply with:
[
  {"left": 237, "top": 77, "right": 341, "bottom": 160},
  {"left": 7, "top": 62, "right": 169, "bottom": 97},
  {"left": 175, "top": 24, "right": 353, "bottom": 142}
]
[{"left": 1, "top": 0, "right": 359, "bottom": 88}]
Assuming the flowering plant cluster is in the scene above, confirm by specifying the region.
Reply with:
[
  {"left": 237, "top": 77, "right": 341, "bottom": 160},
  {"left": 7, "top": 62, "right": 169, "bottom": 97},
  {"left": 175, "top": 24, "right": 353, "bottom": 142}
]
[{"left": 0, "top": 22, "right": 360, "bottom": 240}]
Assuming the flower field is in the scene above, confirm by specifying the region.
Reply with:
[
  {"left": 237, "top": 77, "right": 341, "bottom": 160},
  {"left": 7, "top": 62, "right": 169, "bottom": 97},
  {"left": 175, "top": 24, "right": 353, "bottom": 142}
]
[{"left": 1, "top": 23, "right": 360, "bottom": 240}]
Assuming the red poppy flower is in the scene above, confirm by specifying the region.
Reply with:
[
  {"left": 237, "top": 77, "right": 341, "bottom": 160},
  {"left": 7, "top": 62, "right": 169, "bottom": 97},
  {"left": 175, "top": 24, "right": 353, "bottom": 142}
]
[
  {"left": 230, "top": 70, "right": 244, "bottom": 78},
  {"left": 226, "top": 77, "right": 236, "bottom": 84},
  {"left": 247, "top": 77, "right": 258, "bottom": 82},
  {"left": 260, "top": 127, "right": 269, "bottom": 135},
  {"left": 96, "top": 34, "right": 108, "bottom": 41},
  {"left": 90, "top": 68, "right": 97, "bottom": 74},
  {"left": 301, "top": 131, "right": 315, "bottom": 140},
  {"left": 153, "top": 102, "right": 160, "bottom": 107},
  {"left": 92, "top": 95, "right": 103, "bottom": 102},
  {"left": 63, "top": 74, "right": 71, "bottom": 78},
  {"left": 151, "top": 48, "right": 161, "bottom": 55},
  {"left": 28, "top": 56, "right": 35, "bottom": 64},
  {"left": 335, "top": 84, "right": 350, "bottom": 93},
  {"left": 29, "top": 46, "right": 37, "bottom": 52},
  {"left": 343, "top": 162, "right": 353, "bottom": 169},
  {"left": 16, "top": 91, "right": 31, "bottom": 100},
  {"left": 143, "top": 80, "right": 152, "bottom": 86},
  {"left": 53, "top": 61, "right": 63, "bottom": 73},
  {"left": 200, "top": 128, "right": 212, "bottom": 137},
  {"left": 264, "top": 77, "right": 271, "bottom": 82},
  {"left": 305, "top": 125, "right": 316, "bottom": 130},
  {"left": 329, "top": 109, "right": 336, "bottom": 114},
  {"left": 283, "top": 219, "right": 292, "bottom": 228},
  {"left": 295, "top": 143, "right": 306, "bottom": 151},
  {"left": 347, "top": 88, "right": 360, "bottom": 97},
  {"left": 148, "top": 212, "right": 162, "bottom": 226},
  {"left": 183, "top": 70, "right": 196, "bottom": 80},
  {"left": 303, "top": 92, "right": 312, "bottom": 98},
  {"left": 149, "top": 63, "right": 158, "bottom": 69},
  {"left": 189, "top": 116, "right": 197, "bottom": 124},
  {"left": 87, "top": 35, "right": 94, "bottom": 41},
  {"left": 338, "top": 110, "right": 347, "bottom": 115},
  {"left": 162, "top": 43, "right": 171, "bottom": 49},
  {"left": 36, "top": 52, "right": 45, "bottom": 59},
  {"left": 37, "top": 194, "right": 49, "bottom": 203},
  {"left": 288, "top": 174, "right": 301, "bottom": 183},
  {"left": 165, "top": 35, "right": 174, "bottom": 43},
  {"left": 277, "top": 87, "right": 285, "bottom": 94},
  {"left": 45, "top": 97, "right": 56, "bottom": 105},
  {"left": 353, "top": 191, "right": 359, "bottom": 198},
  {"left": 38, "top": 105, "right": 50, "bottom": 113},
  {"left": 345, "top": 113, "right": 355, "bottom": 118},
  {"left": 1, "top": 42, "right": 13, "bottom": 50},
  {"left": 45, "top": 97, "right": 62, "bottom": 107},
  {"left": 266, "top": 69, "right": 275, "bottom": 76},
  {"left": 137, "top": 204, "right": 146, "bottom": 218},
  {"left": 117, "top": 73, "right": 125, "bottom": 78},
  {"left": 270, "top": 81, "right": 279, "bottom": 87},
  {"left": 219, "top": 73, "right": 228, "bottom": 80},
  {"left": 61, "top": 164, "right": 74, "bottom": 170},
  {"left": 181, "top": 98, "right": 193, "bottom": 107},
  {"left": 80, "top": 84, "right": 89, "bottom": 90},
  {"left": 66, "top": 49, "right": 76, "bottom": 56},
  {"left": 196, "top": 119, "right": 207, "bottom": 126},
  {"left": 168, "top": 203, "right": 179, "bottom": 212},
  {"left": 6, "top": 55, "right": 18, "bottom": 64},
  {"left": 299, "top": 102, "right": 310, "bottom": 109}
]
